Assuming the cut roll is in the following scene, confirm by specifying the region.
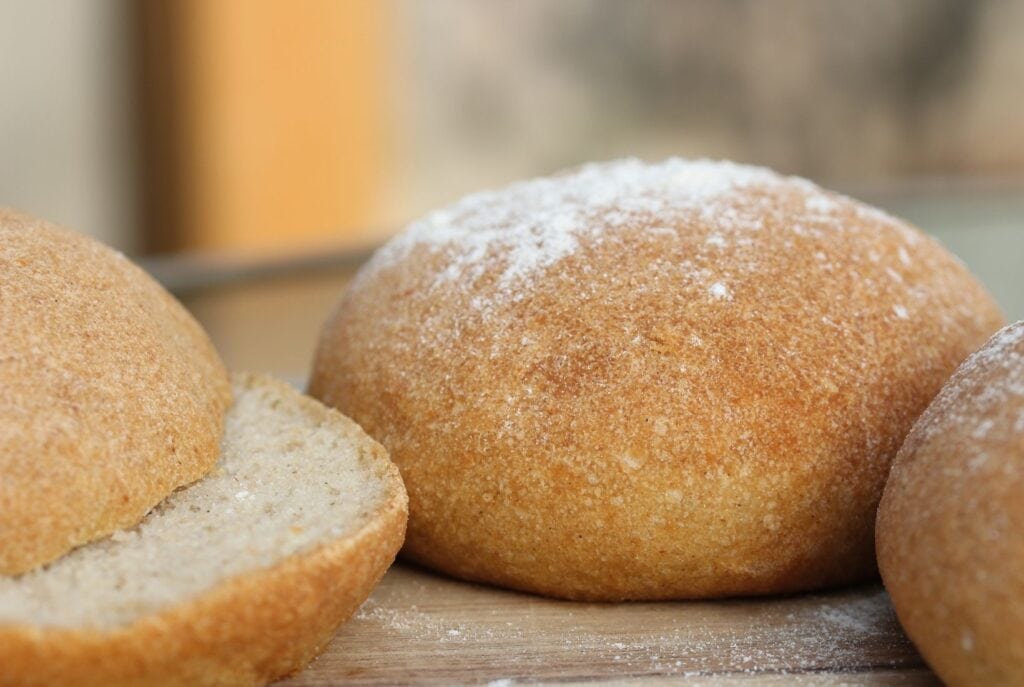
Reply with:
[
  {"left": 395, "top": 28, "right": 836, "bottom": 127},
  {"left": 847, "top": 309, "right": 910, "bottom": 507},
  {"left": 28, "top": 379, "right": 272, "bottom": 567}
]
[{"left": 0, "top": 374, "right": 408, "bottom": 687}]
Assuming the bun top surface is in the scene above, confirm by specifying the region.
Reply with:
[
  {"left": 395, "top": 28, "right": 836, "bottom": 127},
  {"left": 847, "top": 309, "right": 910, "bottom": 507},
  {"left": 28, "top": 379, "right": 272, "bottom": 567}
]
[
  {"left": 0, "top": 209, "right": 231, "bottom": 574},
  {"left": 341, "top": 158, "right": 999, "bottom": 379},
  {"left": 900, "top": 321, "right": 1024, "bottom": 453}
]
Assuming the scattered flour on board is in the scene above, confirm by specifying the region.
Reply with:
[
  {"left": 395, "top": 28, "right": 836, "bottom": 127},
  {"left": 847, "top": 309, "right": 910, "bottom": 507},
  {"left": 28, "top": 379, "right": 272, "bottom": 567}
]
[{"left": 351, "top": 587, "right": 912, "bottom": 682}]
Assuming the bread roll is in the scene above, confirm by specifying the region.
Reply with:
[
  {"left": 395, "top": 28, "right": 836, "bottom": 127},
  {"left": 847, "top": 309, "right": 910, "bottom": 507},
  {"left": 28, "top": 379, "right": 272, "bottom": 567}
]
[
  {"left": 311, "top": 158, "right": 1002, "bottom": 600},
  {"left": 0, "top": 209, "right": 231, "bottom": 574},
  {"left": 877, "top": 322, "right": 1024, "bottom": 687},
  {"left": 0, "top": 374, "right": 408, "bottom": 687}
]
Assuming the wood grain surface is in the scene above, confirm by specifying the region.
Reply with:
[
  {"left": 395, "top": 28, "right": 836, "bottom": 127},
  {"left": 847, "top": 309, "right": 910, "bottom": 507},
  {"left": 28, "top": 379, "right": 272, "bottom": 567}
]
[{"left": 277, "top": 564, "right": 937, "bottom": 686}]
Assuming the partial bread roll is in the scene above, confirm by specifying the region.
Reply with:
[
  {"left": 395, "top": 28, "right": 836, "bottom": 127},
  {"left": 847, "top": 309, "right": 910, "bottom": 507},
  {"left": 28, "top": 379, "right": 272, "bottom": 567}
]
[
  {"left": 0, "top": 373, "right": 407, "bottom": 687},
  {"left": 311, "top": 158, "right": 1002, "bottom": 600},
  {"left": 0, "top": 209, "right": 231, "bottom": 574},
  {"left": 877, "top": 322, "right": 1024, "bottom": 687}
]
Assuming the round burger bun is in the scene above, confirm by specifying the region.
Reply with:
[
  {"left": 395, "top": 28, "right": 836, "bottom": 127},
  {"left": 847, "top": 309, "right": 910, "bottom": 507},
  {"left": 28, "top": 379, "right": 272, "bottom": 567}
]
[
  {"left": 311, "top": 158, "right": 1003, "bottom": 600},
  {"left": 877, "top": 321, "right": 1024, "bottom": 687}
]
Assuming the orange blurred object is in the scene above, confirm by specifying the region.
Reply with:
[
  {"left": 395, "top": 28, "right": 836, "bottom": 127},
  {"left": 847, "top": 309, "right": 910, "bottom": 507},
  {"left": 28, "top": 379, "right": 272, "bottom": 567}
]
[{"left": 141, "top": 0, "right": 392, "bottom": 255}]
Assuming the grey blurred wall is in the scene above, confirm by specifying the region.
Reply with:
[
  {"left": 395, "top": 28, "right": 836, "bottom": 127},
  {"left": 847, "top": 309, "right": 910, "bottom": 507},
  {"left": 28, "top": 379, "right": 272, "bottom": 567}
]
[
  {"left": 1, "top": 0, "right": 1022, "bottom": 259},
  {"left": 395, "top": 0, "right": 1024, "bottom": 217},
  {"left": 0, "top": 0, "right": 136, "bottom": 250}
]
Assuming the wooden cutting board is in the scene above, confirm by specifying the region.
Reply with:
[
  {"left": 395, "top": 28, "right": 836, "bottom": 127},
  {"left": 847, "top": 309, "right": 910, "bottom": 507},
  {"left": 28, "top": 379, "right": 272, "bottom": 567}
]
[{"left": 277, "top": 563, "right": 938, "bottom": 686}]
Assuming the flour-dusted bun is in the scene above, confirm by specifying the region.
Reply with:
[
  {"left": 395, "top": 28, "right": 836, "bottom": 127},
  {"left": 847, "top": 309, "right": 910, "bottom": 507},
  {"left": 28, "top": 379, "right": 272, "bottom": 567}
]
[
  {"left": 311, "top": 158, "right": 1003, "bottom": 600},
  {"left": 0, "top": 374, "right": 408, "bottom": 687},
  {"left": 0, "top": 210, "right": 231, "bottom": 574},
  {"left": 877, "top": 322, "right": 1024, "bottom": 687}
]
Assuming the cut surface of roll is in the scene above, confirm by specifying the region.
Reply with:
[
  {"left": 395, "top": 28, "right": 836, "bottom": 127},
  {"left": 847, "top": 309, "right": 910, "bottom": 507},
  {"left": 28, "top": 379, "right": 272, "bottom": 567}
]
[
  {"left": 0, "top": 373, "right": 408, "bottom": 687},
  {"left": 877, "top": 322, "right": 1024, "bottom": 687},
  {"left": 0, "top": 209, "right": 232, "bottom": 574},
  {"left": 311, "top": 158, "right": 1003, "bottom": 601}
]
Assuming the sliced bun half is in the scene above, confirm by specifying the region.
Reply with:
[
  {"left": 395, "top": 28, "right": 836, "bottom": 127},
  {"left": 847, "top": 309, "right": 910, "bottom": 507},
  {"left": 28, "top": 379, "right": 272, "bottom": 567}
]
[
  {"left": 0, "top": 373, "right": 408, "bottom": 687},
  {"left": 0, "top": 209, "right": 232, "bottom": 574}
]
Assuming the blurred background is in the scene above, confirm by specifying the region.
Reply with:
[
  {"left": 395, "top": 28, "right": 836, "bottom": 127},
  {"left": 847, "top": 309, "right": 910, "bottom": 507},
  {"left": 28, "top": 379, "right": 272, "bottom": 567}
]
[{"left": 1, "top": 0, "right": 1022, "bottom": 376}]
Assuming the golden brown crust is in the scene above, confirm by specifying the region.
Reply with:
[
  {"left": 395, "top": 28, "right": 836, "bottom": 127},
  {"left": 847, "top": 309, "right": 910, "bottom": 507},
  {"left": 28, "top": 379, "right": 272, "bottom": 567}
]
[
  {"left": 0, "top": 374, "right": 409, "bottom": 687},
  {"left": 0, "top": 209, "right": 232, "bottom": 574},
  {"left": 877, "top": 322, "right": 1024, "bottom": 687},
  {"left": 310, "top": 159, "right": 1003, "bottom": 600}
]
